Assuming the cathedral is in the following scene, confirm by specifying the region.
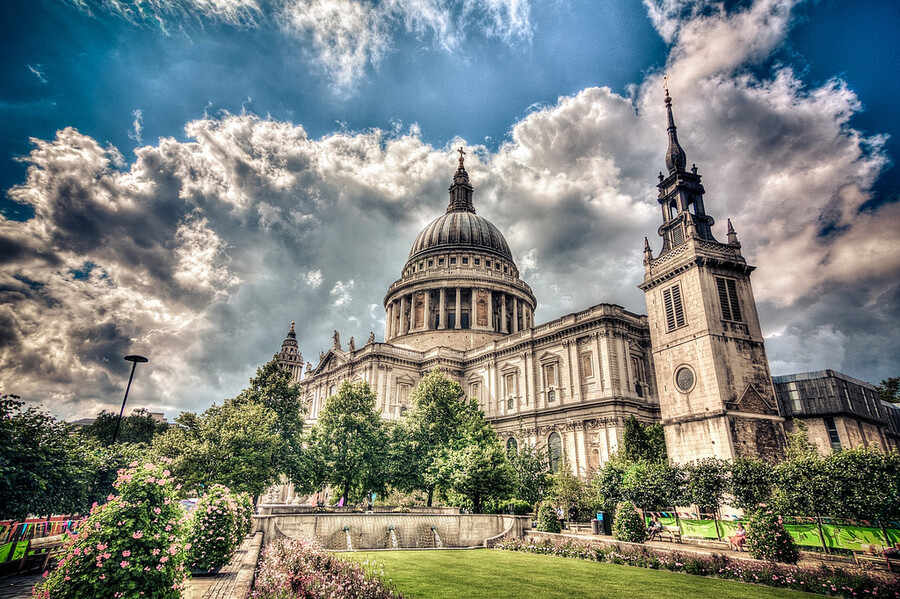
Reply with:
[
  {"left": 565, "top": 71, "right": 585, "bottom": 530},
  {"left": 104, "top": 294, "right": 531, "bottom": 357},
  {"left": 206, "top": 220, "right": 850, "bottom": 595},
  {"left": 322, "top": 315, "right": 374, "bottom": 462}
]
[{"left": 275, "top": 90, "right": 789, "bottom": 473}]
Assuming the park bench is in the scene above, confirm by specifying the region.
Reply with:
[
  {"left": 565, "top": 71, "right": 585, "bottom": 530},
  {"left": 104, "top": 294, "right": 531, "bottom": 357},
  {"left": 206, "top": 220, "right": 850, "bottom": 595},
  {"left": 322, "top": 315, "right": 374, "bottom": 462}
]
[
  {"left": 656, "top": 525, "right": 682, "bottom": 543},
  {"left": 17, "top": 534, "right": 66, "bottom": 573},
  {"left": 854, "top": 545, "right": 900, "bottom": 572}
]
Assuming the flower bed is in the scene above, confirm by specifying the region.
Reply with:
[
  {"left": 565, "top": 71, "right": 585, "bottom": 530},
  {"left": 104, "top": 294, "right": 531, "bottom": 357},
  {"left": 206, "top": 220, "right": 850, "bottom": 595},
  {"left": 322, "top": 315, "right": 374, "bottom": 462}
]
[
  {"left": 249, "top": 538, "right": 403, "bottom": 599},
  {"left": 32, "top": 460, "right": 188, "bottom": 599},
  {"left": 495, "top": 536, "right": 900, "bottom": 599}
]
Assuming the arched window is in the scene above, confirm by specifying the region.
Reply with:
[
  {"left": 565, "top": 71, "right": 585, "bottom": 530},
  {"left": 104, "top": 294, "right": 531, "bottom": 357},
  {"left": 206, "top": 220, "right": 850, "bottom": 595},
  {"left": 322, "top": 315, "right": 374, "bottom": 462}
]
[
  {"left": 548, "top": 432, "right": 562, "bottom": 472},
  {"left": 506, "top": 437, "right": 518, "bottom": 455}
]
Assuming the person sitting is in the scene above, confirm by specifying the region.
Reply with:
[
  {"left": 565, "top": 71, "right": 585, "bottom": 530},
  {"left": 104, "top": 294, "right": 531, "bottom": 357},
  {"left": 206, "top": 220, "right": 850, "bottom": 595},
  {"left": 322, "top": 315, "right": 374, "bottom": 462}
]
[
  {"left": 882, "top": 544, "right": 899, "bottom": 558},
  {"left": 729, "top": 523, "right": 747, "bottom": 552},
  {"left": 646, "top": 517, "right": 662, "bottom": 541}
]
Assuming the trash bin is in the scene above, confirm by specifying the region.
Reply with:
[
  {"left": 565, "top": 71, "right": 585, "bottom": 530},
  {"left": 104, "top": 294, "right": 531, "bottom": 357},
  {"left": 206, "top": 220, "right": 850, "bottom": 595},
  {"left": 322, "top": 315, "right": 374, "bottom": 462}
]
[
  {"left": 591, "top": 519, "right": 600, "bottom": 534},
  {"left": 596, "top": 512, "right": 612, "bottom": 535}
]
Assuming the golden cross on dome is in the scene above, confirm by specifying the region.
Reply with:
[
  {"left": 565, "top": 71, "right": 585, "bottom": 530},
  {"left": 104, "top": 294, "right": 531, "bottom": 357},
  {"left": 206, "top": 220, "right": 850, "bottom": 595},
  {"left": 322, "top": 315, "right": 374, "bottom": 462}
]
[{"left": 457, "top": 146, "right": 465, "bottom": 165}]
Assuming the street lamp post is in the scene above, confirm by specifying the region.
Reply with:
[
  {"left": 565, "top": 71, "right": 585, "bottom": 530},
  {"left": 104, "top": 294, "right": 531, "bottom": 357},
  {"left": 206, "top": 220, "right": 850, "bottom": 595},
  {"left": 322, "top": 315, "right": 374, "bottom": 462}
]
[{"left": 111, "top": 354, "right": 149, "bottom": 444}]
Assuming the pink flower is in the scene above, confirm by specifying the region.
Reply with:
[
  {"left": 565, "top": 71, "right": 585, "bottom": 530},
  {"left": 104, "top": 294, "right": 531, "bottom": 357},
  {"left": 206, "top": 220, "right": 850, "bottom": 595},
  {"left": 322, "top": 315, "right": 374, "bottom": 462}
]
[
  {"left": 132, "top": 531, "right": 143, "bottom": 539},
  {"left": 152, "top": 548, "right": 161, "bottom": 555},
  {"left": 120, "top": 560, "right": 130, "bottom": 568},
  {"left": 160, "top": 556, "right": 169, "bottom": 563},
  {"left": 122, "top": 550, "right": 131, "bottom": 557}
]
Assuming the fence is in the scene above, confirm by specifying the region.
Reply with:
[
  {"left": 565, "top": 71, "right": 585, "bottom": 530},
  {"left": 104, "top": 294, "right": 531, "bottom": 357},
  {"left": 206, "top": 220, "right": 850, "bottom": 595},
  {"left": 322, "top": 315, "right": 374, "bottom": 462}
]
[
  {"left": 645, "top": 513, "right": 900, "bottom": 552},
  {"left": 0, "top": 517, "right": 84, "bottom": 567}
]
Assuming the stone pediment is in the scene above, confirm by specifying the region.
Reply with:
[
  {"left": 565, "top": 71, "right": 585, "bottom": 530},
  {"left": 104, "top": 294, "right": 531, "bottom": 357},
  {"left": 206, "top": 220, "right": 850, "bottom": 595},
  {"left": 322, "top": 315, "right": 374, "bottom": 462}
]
[
  {"left": 727, "top": 384, "right": 777, "bottom": 415},
  {"left": 317, "top": 350, "right": 347, "bottom": 373},
  {"left": 537, "top": 351, "right": 559, "bottom": 365}
]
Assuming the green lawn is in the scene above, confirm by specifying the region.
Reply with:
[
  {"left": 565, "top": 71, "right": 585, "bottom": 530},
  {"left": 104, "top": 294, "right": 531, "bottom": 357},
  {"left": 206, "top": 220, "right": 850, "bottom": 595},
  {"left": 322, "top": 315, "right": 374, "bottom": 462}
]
[{"left": 349, "top": 549, "right": 817, "bottom": 599}]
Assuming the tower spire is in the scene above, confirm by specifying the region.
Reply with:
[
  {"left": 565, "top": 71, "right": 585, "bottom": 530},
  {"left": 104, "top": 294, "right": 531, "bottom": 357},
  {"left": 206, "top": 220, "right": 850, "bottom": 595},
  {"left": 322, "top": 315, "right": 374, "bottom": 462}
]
[
  {"left": 664, "top": 81, "right": 687, "bottom": 175},
  {"left": 447, "top": 146, "right": 475, "bottom": 213}
]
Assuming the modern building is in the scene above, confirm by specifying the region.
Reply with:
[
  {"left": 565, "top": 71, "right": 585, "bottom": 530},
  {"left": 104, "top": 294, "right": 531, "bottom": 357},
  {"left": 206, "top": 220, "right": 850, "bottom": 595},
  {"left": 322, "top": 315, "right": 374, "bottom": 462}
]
[{"left": 773, "top": 370, "right": 900, "bottom": 453}]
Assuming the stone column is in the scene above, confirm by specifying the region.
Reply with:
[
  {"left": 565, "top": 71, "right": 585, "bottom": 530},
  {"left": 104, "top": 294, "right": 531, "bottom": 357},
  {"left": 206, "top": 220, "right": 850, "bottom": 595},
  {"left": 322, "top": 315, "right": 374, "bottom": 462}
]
[
  {"left": 400, "top": 295, "right": 408, "bottom": 335},
  {"left": 501, "top": 293, "right": 508, "bottom": 333},
  {"left": 386, "top": 302, "right": 394, "bottom": 339},
  {"left": 512, "top": 297, "right": 519, "bottom": 333},
  {"left": 438, "top": 288, "right": 446, "bottom": 330},
  {"left": 423, "top": 290, "right": 431, "bottom": 330},
  {"left": 487, "top": 290, "right": 494, "bottom": 332},
  {"left": 454, "top": 287, "right": 462, "bottom": 329}
]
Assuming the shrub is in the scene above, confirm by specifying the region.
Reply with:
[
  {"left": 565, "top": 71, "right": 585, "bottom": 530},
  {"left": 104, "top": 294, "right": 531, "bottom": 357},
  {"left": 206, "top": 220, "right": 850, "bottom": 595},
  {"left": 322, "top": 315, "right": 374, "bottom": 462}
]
[
  {"left": 185, "top": 485, "right": 246, "bottom": 572},
  {"left": 250, "top": 537, "right": 403, "bottom": 598},
  {"left": 234, "top": 491, "right": 254, "bottom": 538},
  {"left": 489, "top": 498, "right": 532, "bottom": 515},
  {"left": 32, "top": 460, "right": 188, "bottom": 599},
  {"left": 535, "top": 501, "right": 561, "bottom": 533},
  {"left": 746, "top": 509, "right": 800, "bottom": 564},
  {"left": 612, "top": 501, "right": 647, "bottom": 543}
]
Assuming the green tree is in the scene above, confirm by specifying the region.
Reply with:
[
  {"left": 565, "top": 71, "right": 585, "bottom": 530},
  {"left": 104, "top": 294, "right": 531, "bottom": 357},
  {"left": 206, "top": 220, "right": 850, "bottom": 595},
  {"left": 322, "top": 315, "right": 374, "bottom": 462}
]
[
  {"left": 876, "top": 377, "right": 900, "bottom": 403},
  {"left": 232, "top": 359, "right": 307, "bottom": 482},
  {"left": 621, "top": 460, "right": 684, "bottom": 513},
  {"left": 80, "top": 408, "right": 168, "bottom": 446},
  {"left": 437, "top": 412, "right": 515, "bottom": 513},
  {"left": 729, "top": 456, "right": 775, "bottom": 511},
  {"left": 613, "top": 500, "right": 647, "bottom": 543},
  {"left": 773, "top": 451, "right": 832, "bottom": 516},
  {"left": 785, "top": 420, "right": 819, "bottom": 460},
  {"left": 622, "top": 416, "right": 667, "bottom": 463},
  {"left": 305, "top": 381, "right": 388, "bottom": 502},
  {"left": 0, "top": 395, "right": 91, "bottom": 520},
  {"left": 593, "top": 454, "right": 629, "bottom": 513},
  {"left": 507, "top": 438, "right": 551, "bottom": 505},
  {"left": 683, "top": 458, "right": 730, "bottom": 538},
  {"left": 153, "top": 399, "right": 285, "bottom": 498},
  {"left": 823, "top": 446, "right": 900, "bottom": 521},
  {"left": 390, "top": 370, "right": 476, "bottom": 506}
]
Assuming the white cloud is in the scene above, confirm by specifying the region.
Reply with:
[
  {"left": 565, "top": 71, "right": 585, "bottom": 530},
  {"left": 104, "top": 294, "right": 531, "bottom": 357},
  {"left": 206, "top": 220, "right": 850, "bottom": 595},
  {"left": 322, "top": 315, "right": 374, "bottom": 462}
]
[
  {"left": 128, "top": 109, "right": 144, "bottom": 144},
  {"left": 27, "top": 64, "right": 47, "bottom": 84},
  {"left": 330, "top": 279, "right": 354, "bottom": 306},
  {"left": 3, "top": 0, "right": 897, "bottom": 420}
]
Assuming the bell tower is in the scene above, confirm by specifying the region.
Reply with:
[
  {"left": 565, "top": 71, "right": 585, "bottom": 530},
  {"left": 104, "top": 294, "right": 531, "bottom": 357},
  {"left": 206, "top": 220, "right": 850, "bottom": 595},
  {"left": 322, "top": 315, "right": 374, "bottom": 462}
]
[
  {"left": 276, "top": 321, "right": 304, "bottom": 384},
  {"left": 639, "top": 87, "right": 785, "bottom": 463}
]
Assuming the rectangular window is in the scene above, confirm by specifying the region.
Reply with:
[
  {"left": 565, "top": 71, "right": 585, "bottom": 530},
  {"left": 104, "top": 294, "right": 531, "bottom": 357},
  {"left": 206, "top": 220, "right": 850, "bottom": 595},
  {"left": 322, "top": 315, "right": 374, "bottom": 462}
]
[
  {"left": 547, "top": 389, "right": 556, "bottom": 403},
  {"left": 486, "top": 260, "right": 491, "bottom": 267},
  {"left": 462, "top": 257, "right": 469, "bottom": 265},
  {"left": 716, "top": 277, "right": 743, "bottom": 322},
  {"left": 450, "top": 257, "right": 456, "bottom": 265},
  {"left": 544, "top": 364, "right": 557, "bottom": 388},
  {"left": 824, "top": 417, "right": 842, "bottom": 451},
  {"left": 662, "top": 284, "right": 686, "bottom": 331},
  {"left": 439, "top": 258, "right": 444, "bottom": 265},
  {"left": 428, "top": 260, "right": 433, "bottom": 267},
  {"left": 671, "top": 224, "right": 684, "bottom": 246},
  {"left": 504, "top": 373, "right": 516, "bottom": 397},
  {"left": 580, "top": 353, "right": 593, "bottom": 379},
  {"left": 474, "top": 258, "right": 480, "bottom": 265},
  {"left": 787, "top": 382, "right": 802, "bottom": 412}
]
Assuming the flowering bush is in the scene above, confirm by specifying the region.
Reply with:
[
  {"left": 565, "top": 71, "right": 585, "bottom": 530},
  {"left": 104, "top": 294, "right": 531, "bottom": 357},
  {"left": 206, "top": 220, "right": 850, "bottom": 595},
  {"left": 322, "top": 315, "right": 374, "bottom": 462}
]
[
  {"left": 495, "top": 536, "right": 900, "bottom": 598},
  {"left": 235, "top": 492, "right": 254, "bottom": 538},
  {"left": 185, "top": 485, "right": 248, "bottom": 573},
  {"left": 32, "top": 460, "right": 188, "bottom": 599},
  {"left": 746, "top": 509, "right": 800, "bottom": 564},
  {"left": 249, "top": 537, "right": 403, "bottom": 599},
  {"left": 535, "top": 501, "right": 561, "bottom": 533},
  {"left": 612, "top": 501, "right": 646, "bottom": 543}
]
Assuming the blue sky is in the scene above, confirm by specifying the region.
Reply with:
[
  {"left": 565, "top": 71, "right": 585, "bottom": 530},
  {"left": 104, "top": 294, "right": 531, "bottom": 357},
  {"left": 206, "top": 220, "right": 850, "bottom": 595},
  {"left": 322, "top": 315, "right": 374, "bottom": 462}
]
[{"left": 1, "top": 0, "right": 898, "bottom": 420}]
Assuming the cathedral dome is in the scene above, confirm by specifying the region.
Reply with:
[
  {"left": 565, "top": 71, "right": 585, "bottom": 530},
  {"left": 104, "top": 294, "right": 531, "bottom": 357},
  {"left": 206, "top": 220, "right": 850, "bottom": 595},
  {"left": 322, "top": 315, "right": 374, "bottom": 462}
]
[{"left": 408, "top": 211, "right": 513, "bottom": 262}]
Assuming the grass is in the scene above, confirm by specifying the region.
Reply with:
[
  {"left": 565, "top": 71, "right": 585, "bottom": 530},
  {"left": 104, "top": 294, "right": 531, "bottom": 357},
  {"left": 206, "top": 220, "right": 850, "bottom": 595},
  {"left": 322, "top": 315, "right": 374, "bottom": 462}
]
[{"left": 348, "top": 549, "right": 818, "bottom": 599}]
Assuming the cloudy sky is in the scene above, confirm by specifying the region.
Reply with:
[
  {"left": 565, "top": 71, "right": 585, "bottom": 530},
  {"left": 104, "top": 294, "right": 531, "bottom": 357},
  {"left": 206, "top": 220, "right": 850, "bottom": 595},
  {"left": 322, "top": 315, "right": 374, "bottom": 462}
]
[{"left": 2, "top": 0, "right": 898, "bottom": 421}]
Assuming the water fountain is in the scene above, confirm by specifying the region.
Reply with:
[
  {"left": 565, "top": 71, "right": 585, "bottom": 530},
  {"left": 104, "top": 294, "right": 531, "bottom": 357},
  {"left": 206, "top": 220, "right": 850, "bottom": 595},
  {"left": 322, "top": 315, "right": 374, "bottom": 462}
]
[
  {"left": 389, "top": 525, "right": 399, "bottom": 549},
  {"left": 431, "top": 525, "right": 443, "bottom": 548},
  {"left": 343, "top": 526, "right": 353, "bottom": 551}
]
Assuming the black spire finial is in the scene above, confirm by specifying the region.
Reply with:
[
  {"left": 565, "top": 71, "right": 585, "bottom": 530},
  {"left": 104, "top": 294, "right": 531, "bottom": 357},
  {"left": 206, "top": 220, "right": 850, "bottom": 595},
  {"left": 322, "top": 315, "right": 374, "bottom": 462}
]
[
  {"left": 447, "top": 146, "right": 475, "bottom": 213},
  {"left": 664, "top": 83, "right": 687, "bottom": 175}
]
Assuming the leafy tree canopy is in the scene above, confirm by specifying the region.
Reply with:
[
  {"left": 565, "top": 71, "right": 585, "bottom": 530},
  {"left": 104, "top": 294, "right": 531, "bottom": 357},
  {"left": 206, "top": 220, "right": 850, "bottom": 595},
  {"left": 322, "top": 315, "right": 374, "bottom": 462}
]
[
  {"left": 784, "top": 420, "right": 819, "bottom": 461},
  {"left": 506, "top": 436, "right": 551, "bottom": 506},
  {"left": 729, "top": 456, "right": 775, "bottom": 511},
  {"left": 79, "top": 408, "right": 168, "bottom": 446},
  {"left": 305, "top": 381, "right": 389, "bottom": 503},
  {"left": 876, "top": 377, "right": 900, "bottom": 403},
  {"left": 622, "top": 416, "right": 667, "bottom": 463}
]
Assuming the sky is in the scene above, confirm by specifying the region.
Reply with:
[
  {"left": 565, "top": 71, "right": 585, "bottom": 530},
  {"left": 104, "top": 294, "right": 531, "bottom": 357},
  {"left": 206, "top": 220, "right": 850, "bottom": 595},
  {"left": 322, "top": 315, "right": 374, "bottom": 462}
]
[{"left": 1, "top": 0, "right": 898, "bottom": 421}]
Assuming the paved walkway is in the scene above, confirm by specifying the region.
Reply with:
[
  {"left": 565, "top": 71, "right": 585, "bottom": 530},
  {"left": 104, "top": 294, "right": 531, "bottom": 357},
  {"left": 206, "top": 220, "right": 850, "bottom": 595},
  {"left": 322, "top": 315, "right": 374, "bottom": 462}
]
[
  {"left": 184, "top": 533, "right": 263, "bottom": 599},
  {"left": 0, "top": 572, "right": 43, "bottom": 599}
]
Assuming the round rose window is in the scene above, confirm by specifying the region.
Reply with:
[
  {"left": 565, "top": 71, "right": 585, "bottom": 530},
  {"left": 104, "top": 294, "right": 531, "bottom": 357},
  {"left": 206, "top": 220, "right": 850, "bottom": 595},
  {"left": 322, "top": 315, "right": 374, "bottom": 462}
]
[{"left": 675, "top": 366, "right": 695, "bottom": 392}]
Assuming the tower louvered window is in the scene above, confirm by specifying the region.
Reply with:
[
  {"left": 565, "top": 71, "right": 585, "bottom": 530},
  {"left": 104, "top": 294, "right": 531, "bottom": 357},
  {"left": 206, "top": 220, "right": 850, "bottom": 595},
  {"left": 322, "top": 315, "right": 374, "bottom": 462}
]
[
  {"left": 715, "top": 277, "right": 743, "bottom": 322},
  {"left": 662, "top": 284, "right": 686, "bottom": 331}
]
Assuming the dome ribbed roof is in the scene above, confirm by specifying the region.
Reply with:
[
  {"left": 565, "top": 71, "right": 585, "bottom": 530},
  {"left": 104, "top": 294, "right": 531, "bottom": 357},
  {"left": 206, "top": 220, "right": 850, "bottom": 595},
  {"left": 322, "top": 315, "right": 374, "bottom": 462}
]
[{"left": 408, "top": 211, "right": 512, "bottom": 261}]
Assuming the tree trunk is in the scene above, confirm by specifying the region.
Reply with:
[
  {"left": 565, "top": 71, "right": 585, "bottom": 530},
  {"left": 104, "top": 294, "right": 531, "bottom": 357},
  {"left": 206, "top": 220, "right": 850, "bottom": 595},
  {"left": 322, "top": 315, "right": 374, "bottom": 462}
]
[
  {"left": 427, "top": 488, "right": 434, "bottom": 508},
  {"left": 712, "top": 508, "right": 721, "bottom": 540},
  {"left": 342, "top": 480, "right": 350, "bottom": 504},
  {"left": 815, "top": 512, "right": 830, "bottom": 555}
]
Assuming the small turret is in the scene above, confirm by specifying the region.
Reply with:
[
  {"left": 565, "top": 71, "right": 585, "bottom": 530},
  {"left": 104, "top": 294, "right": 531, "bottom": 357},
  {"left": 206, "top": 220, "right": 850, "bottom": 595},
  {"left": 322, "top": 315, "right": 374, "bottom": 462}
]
[
  {"left": 447, "top": 147, "right": 475, "bottom": 213},
  {"left": 276, "top": 321, "right": 303, "bottom": 382}
]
